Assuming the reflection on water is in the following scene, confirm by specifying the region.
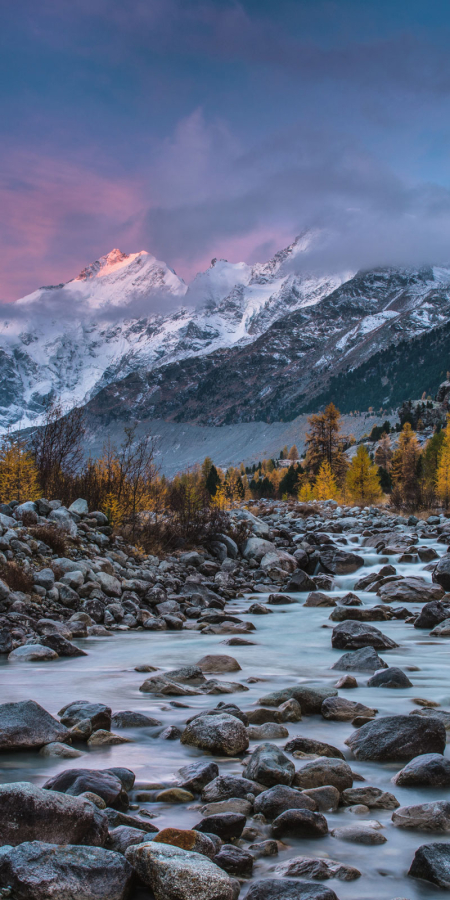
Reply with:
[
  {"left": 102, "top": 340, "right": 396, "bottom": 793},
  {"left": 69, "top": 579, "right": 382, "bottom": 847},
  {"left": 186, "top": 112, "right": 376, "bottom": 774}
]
[{"left": 0, "top": 531, "right": 449, "bottom": 898}]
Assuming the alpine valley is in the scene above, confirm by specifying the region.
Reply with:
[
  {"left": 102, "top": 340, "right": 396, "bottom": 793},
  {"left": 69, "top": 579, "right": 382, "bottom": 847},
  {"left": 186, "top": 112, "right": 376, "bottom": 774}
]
[{"left": 2, "top": 234, "right": 450, "bottom": 469}]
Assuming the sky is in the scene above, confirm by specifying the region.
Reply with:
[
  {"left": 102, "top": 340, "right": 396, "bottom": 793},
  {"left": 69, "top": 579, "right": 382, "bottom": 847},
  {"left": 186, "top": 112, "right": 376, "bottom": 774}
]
[{"left": 3, "top": 0, "right": 450, "bottom": 301}]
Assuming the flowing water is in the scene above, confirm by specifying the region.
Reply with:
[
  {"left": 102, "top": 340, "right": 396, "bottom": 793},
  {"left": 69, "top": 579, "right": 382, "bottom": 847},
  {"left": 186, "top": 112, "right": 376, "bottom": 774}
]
[{"left": 1, "top": 530, "right": 449, "bottom": 899}]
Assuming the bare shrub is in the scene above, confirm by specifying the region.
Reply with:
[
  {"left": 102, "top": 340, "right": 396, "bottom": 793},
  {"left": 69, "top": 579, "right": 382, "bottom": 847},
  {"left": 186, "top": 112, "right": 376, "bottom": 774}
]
[
  {"left": 30, "top": 524, "right": 67, "bottom": 556},
  {"left": 0, "top": 562, "right": 34, "bottom": 593}
]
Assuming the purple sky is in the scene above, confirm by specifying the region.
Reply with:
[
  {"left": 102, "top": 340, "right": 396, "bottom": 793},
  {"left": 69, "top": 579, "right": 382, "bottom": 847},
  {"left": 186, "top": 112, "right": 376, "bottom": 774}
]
[{"left": 3, "top": 0, "right": 450, "bottom": 301}]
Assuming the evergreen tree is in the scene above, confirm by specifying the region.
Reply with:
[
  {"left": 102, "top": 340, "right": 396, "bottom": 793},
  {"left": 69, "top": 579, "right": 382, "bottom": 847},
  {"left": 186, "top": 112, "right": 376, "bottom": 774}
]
[
  {"left": 205, "top": 464, "right": 220, "bottom": 497},
  {"left": 391, "top": 422, "right": 422, "bottom": 509},
  {"left": 0, "top": 438, "right": 41, "bottom": 503},
  {"left": 201, "top": 456, "right": 214, "bottom": 481},
  {"left": 346, "top": 445, "right": 382, "bottom": 505},
  {"left": 305, "top": 403, "right": 347, "bottom": 482},
  {"left": 288, "top": 444, "right": 299, "bottom": 460},
  {"left": 436, "top": 416, "right": 450, "bottom": 506},
  {"left": 314, "top": 461, "right": 339, "bottom": 501},
  {"left": 279, "top": 464, "right": 302, "bottom": 497},
  {"left": 375, "top": 433, "right": 393, "bottom": 470},
  {"left": 377, "top": 466, "right": 393, "bottom": 494}
]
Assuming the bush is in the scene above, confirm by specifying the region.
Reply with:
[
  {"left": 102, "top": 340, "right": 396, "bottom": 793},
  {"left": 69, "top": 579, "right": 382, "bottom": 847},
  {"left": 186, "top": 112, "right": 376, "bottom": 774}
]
[
  {"left": 29, "top": 524, "right": 67, "bottom": 556},
  {"left": 0, "top": 562, "right": 34, "bottom": 594}
]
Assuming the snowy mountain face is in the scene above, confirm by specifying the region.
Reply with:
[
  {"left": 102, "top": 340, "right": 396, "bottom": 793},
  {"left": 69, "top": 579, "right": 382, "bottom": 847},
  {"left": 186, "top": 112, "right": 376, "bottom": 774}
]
[{"left": 2, "top": 239, "right": 450, "bottom": 432}]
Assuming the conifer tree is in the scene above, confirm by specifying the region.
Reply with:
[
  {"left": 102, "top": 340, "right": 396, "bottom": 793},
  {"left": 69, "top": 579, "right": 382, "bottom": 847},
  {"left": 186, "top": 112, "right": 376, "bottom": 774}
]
[
  {"left": 374, "top": 433, "right": 393, "bottom": 470},
  {"left": 0, "top": 438, "right": 41, "bottom": 503},
  {"left": 314, "top": 461, "right": 339, "bottom": 500},
  {"left": 436, "top": 416, "right": 450, "bottom": 506},
  {"left": 288, "top": 444, "right": 299, "bottom": 460},
  {"left": 346, "top": 445, "right": 382, "bottom": 505},
  {"left": 305, "top": 403, "right": 347, "bottom": 481},
  {"left": 205, "top": 464, "right": 220, "bottom": 497},
  {"left": 391, "top": 422, "right": 421, "bottom": 509}
]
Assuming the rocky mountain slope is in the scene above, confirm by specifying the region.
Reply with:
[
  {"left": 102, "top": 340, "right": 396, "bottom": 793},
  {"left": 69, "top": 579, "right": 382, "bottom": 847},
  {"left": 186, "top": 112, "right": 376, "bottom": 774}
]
[{"left": 2, "top": 237, "right": 450, "bottom": 433}]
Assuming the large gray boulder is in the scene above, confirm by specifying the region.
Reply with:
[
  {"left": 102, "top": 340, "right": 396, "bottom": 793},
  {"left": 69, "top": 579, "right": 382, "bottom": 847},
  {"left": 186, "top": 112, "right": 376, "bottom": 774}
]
[
  {"left": 331, "top": 620, "right": 398, "bottom": 650},
  {"left": 272, "top": 808, "right": 328, "bottom": 839},
  {"left": 393, "top": 801, "right": 450, "bottom": 832},
  {"left": 59, "top": 701, "right": 112, "bottom": 731},
  {"left": 0, "top": 841, "right": 132, "bottom": 899},
  {"left": 433, "top": 555, "right": 450, "bottom": 591},
  {"left": 245, "top": 879, "right": 339, "bottom": 899},
  {"left": 253, "top": 785, "right": 317, "bottom": 820},
  {"left": 0, "top": 782, "right": 108, "bottom": 846},
  {"left": 331, "top": 646, "right": 387, "bottom": 672},
  {"left": 43, "top": 768, "right": 128, "bottom": 809},
  {"left": 393, "top": 753, "right": 450, "bottom": 786},
  {"left": 181, "top": 713, "right": 249, "bottom": 756},
  {"left": 346, "top": 715, "right": 446, "bottom": 761},
  {"left": 8, "top": 644, "right": 58, "bottom": 661},
  {"left": 69, "top": 498, "right": 89, "bottom": 516},
  {"left": 414, "top": 600, "right": 450, "bottom": 629},
  {"left": 125, "top": 841, "right": 240, "bottom": 900},
  {"left": 49, "top": 507, "right": 78, "bottom": 537},
  {"left": 242, "top": 537, "right": 275, "bottom": 561},
  {"left": 243, "top": 742, "right": 294, "bottom": 787},
  {"left": 0, "top": 700, "right": 69, "bottom": 750},
  {"left": 409, "top": 842, "right": 450, "bottom": 888},
  {"left": 321, "top": 697, "right": 377, "bottom": 721},
  {"left": 379, "top": 576, "right": 444, "bottom": 603},
  {"left": 258, "top": 684, "right": 337, "bottom": 713},
  {"left": 293, "top": 757, "right": 353, "bottom": 792},
  {"left": 367, "top": 667, "right": 412, "bottom": 688},
  {"left": 319, "top": 548, "right": 364, "bottom": 574}
]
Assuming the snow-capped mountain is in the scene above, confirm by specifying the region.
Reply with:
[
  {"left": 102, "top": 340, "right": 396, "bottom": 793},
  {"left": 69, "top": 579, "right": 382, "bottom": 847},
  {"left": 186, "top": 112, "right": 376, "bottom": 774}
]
[
  {"left": 3, "top": 236, "right": 450, "bottom": 433},
  {"left": 0, "top": 236, "right": 345, "bottom": 430}
]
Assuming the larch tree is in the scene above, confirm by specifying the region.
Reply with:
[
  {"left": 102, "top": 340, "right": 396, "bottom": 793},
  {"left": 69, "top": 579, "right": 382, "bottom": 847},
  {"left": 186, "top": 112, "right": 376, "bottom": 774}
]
[
  {"left": 0, "top": 438, "right": 41, "bottom": 503},
  {"left": 346, "top": 445, "right": 382, "bottom": 505},
  {"left": 288, "top": 444, "right": 299, "bottom": 460},
  {"left": 436, "top": 417, "right": 450, "bottom": 506},
  {"left": 305, "top": 403, "right": 347, "bottom": 482},
  {"left": 391, "top": 422, "right": 422, "bottom": 509},
  {"left": 314, "top": 460, "right": 339, "bottom": 501},
  {"left": 374, "top": 433, "right": 393, "bottom": 470}
]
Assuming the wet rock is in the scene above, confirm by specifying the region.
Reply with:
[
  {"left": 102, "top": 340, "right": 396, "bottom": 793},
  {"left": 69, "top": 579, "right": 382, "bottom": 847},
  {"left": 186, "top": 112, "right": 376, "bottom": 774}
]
[
  {"left": 430, "top": 619, "right": 450, "bottom": 635},
  {"left": 331, "top": 824, "right": 386, "bottom": 844},
  {"left": 284, "top": 737, "right": 344, "bottom": 759},
  {"left": 0, "top": 842, "right": 132, "bottom": 900},
  {"left": 104, "top": 809, "right": 158, "bottom": 834},
  {"left": 214, "top": 844, "right": 254, "bottom": 878},
  {"left": 258, "top": 684, "right": 337, "bottom": 713},
  {"left": 285, "top": 570, "right": 317, "bottom": 592},
  {"left": 126, "top": 841, "right": 240, "bottom": 900},
  {"left": 304, "top": 592, "right": 337, "bottom": 607},
  {"left": 267, "top": 593, "right": 298, "bottom": 604},
  {"left": 272, "top": 808, "right": 328, "bottom": 839},
  {"left": 339, "top": 592, "right": 362, "bottom": 606},
  {"left": 302, "top": 786, "right": 340, "bottom": 812},
  {"left": 393, "top": 753, "right": 450, "bottom": 786},
  {"left": 201, "top": 775, "right": 261, "bottom": 803},
  {"left": 334, "top": 675, "right": 358, "bottom": 688},
  {"left": 59, "top": 701, "right": 111, "bottom": 731},
  {"left": 433, "top": 554, "right": 450, "bottom": 591},
  {"left": 9, "top": 644, "right": 58, "bottom": 661},
  {"left": 40, "top": 633, "right": 87, "bottom": 657},
  {"left": 293, "top": 757, "right": 354, "bottom": 792},
  {"left": 181, "top": 713, "right": 249, "bottom": 756},
  {"left": 346, "top": 715, "right": 446, "bottom": 761},
  {"left": 410, "top": 707, "right": 450, "bottom": 730},
  {"left": 367, "top": 667, "right": 412, "bottom": 688},
  {"left": 245, "top": 881, "right": 339, "bottom": 900},
  {"left": 194, "top": 812, "right": 247, "bottom": 841},
  {"left": 321, "top": 697, "right": 377, "bottom": 721},
  {"left": 196, "top": 655, "right": 241, "bottom": 673},
  {"left": 87, "top": 729, "right": 132, "bottom": 747},
  {"left": 39, "top": 742, "right": 84, "bottom": 759},
  {"left": 200, "top": 798, "right": 252, "bottom": 817},
  {"left": 0, "top": 782, "right": 108, "bottom": 846},
  {"left": 242, "top": 538, "right": 276, "bottom": 561},
  {"left": 247, "top": 839, "right": 278, "bottom": 859},
  {"left": 111, "top": 711, "right": 162, "bottom": 728},
  {"left": 319, "top": 548, "right": 364, "bottom": 574},
  {"left": 247, "top": 722, "right": 289, "bottom": 739},
  {"left": 409, "top": 842, "right": 450, "bottom": 888},
  {"left": 414, "top": 600, "right": 450, "bottom": 629},
  {"left": 329, "top": 605, "right": 389, "bottom": 622},
  {"left": 243, "top": 742, "right": 295, "bottom": 787},
  {"left": 278, "top": 698, "right": 302, "bottom": 721},
  {"left": 393, "top": 801, "right": 450, "bottom": 831},
  {"left": 0, "top": 700, "right": 69, "bottom": 750},
  {"left": 107, "top": 825, "right": 149, "bottom": 853},
  {"left": 254, "top": 785, "right": 317, "bottom": 819},
  {"left": 331, "top": 620, "right": 398, "bottom": 651},
  {"left": 177, "top": 760, "right": 219, "bottom": 793},
  {"left": 341, "top": 787, "right": 399, "bottom": 809},
  {"left": 331, "top": 646, "right": 388, "bottom": 672},
  {"left": 43, "top": 768, "right": 128, "bottom": 809},
  {"left": 154, "top": 828, "right": 216, "bottom": 858},
  {"left": 276, "top": 855, "right": 361, "bottom": 881},
  {"left": 378, "top": 577, "right": 444, "bottom": 603}
]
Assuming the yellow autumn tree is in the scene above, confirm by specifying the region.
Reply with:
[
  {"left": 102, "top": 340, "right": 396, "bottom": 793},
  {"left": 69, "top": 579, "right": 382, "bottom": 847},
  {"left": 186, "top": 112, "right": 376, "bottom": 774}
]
[
  {"left": 314, "top": 461, "right": 339, "bottom": 500},
  {"left": 436, "top": 416, "right": 450, "bottom": 506},
  {"left": 345, "top": 445, "right": 382, "bottom": 505},
  {"left": 0, "top": 439, "right": 41, "bottom": 503}
]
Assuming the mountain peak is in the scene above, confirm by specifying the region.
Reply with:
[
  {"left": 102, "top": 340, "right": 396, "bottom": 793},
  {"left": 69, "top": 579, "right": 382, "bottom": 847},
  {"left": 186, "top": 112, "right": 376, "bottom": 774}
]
[{"left": 74, "top": 249, "right": 149, "bottom": 282}]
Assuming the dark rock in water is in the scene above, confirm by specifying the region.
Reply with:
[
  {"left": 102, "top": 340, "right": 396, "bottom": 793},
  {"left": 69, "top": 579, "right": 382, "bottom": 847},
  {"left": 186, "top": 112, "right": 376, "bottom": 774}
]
[
  {"left": 104, "top": 808, "right": 158, "bottom": 834},
  {"left": 0, "top": 700, "right": 69, "bottom": 750},
  {"left": 254, "top": 785, "right": 317, "bottom": 820},
  {"left": 409, "top": 842, "right": 450, "bottom": 887},
  {"left": 272, "top": 808, "right": 328, "bottom": 839},
  {"left": 393, "top": 753, "right": 450, "bottom": 786},
  {"left": 433, "top": 555, "right": 450, "bottom": 591},
  {"left": 214, "top": 844, "right": 254, "bottom": 878},
  {"left": 331, "top": 646, "right": 388, "bottom": 673},
  {"left": 0, "top": 781, "right": 108, "bottom": 846},
  {"left": 339, "top": 592, "right": 362, "bottom": 606},
  {"left": 321, "top": 697, "right": 376, "bottom": 721},
  {"left": 0, "top": 841, "right": 133, "bottom": 900},
  {"left": 41, "top": 633, "right": 88, "bottom": 657},
  {"left": 392, "top": 800, "right": 450, "bottom": 832},
  {"left": 43, "top": 768, "right": 128, "bottom": 809},
  {"left": 304, "top": 592, "right": 336, "bottom": 608},
  {"left": 194, "top": 812, "right": 247, "bottom": 841},
  {"left": 330, "top": 824, "right": 386, "bottom": 844},
  {"left": 243, "top": 742, "right": 295, "bottom": 787},
  {"left": 293, "top": 758, "right": 353, "bottom": 792},
  {"left": 329, "top": 605, "right": 390, "bottom": 623},
  {"left": 105, "top": 768, "right": 135, "bottom": 792},
  {"left": 414, "top": 600, "right": 450, "bottom": 629},
  {"left": 107, "top": 824, "right": 149, "bottom": 853},
  {"left": 276, "top": 855, "right": 361, "bottom": 881},
  {"left": 284, "top": 736, "right": 344, "bottom": 760},
  {"left": 247, "top": 708, "right": 283, "bottom": 725},
  {"left": 153, "top": 827, "right": 216, "bottom": 858},
  {"left": 331, "top": 620, "right": 398, "bottom": 651},
  {"left": 379, "top": 576, "right": 444, "bottom": 604},
  {"left": 111, "top": 711, "right": 162, "bottom": 728},
  {"left": 267, "top": 593, "right": 297, "bottom": 605},
  {"left": 319, "top": 548, "right": 364, "bottom": 574},
  {"left": 201, "top": 775, "right": 261, "bottom": 803},
  {"left": 258, "top": 685, "right": 337, "bottom": 713},
  {"left": 181, "top": 713, "right": 249, "bottom": 756},
  {"left": 245, "top": 881, "right": 339, "bottom": 900},
  {"left": 177, "top": 760, "right": 219, "bottom": 793},
  {"left": 346, "top": 715, "right": 446, "bottom": 761},
  {"left": 285, "top": 570, "right": 316, "bottom": 592},
  {"left": 59, "top": 701, "right": 112, "bottom": 731},
  {"left": 341, "top": 787, "right": 399, "bottom": 809},
  {"left": 410, "top": 708, "right": 450, "bottom": 730},
  {"left": 367, "top": 667, "right": 413, "bottom": 688},
  {"left": 0, "top": 628, "right": 13, "bottom": 654},
  {"left": 125, "top": 841, "right": 239, "bottom": 900},
  {"left": 302, "top": 786, "right": 340, "bottom": 812}
]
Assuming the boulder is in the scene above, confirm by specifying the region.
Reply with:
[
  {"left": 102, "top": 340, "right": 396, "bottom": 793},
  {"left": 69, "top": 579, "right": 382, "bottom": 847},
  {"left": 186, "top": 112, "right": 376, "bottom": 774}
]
[
  {"left": 196, "top": 655, "right": 241, "bottom": 674},
  {"left": 378, "top": 576, "right": 444, "bottom": 603},
  {"left": 242, "top": 537, "right": 275, "bottom": 561},
  {"left": 346, "top": 715, "right": 446, "bottom": 761},
  {"left": 0, "top": 782, "right": 108, "bottom": 846},
  {"left": 214, "top": 844, "right": 254, "bottom": 878},
  {"left": 254, "top": 785, "right": 317, "bottom": 820},
  {"left": 193, "top": 813, "right": 247, "bottom": 841},
  {"left": 40, "top": 633, "right": 87, "bottom": 657},
  {"left": 393, "top": 801, "right": 450, "bottom": 831},
  {"left": 0, "top": 841, "right": 132, "bottom": 899},
  {"left": 321, "top": 697, "right": 377, "bottom": 721},
  {"left": 245, "top": 882, "right": 339, "bottom": 900},
  {"left": 331, "top": 620, "right": 398, "bottom": 651},
  {"left": 330, "top": 824, "right": 386, "bottom": 844},
  {"left": 59, "top": 701, "right": 112, "bottom": 731},
  {"left": 9, "top": 644, "right": 58, "bottom": 661},
  {"left": 414, "top": 600, "right": 450, "bottom": 629},
  {"left": 49, "top": 507, "right": 78, "bottom": 537},
  {"left": 243, "top": 742, "right": 294, "bottom": 787},
  {"left": 433, "top": 554, "right": 450, "bottom": 591},
  {"left": 258, "top": 684, "right": 337, "bottom": 713},
  {"left": 69, "top": 498, "right": 89, "bottom": 516},
  {"left": 304, "top": 592, "right": 337, "bottom": 607},
  {"left": 107, "top": 825, "right": 150, "bottom": 853},
  {"left": 367, "top": 667, "right": 412, "bottom": 688},
  {"left": 201, "top": 775, "right": 261, "bottom": 803},
  {"left": 177, "top": 760, "right": 219, "bottom": 793},
  {"left": 0, "top": 700, "right": 69, "bottom": 750},
  {"left": 329, "top": 605, "right": 389, "bottom": 622},
  {"left": 410, "top": 707, "right": 450, "bottom": 730},
  {"left": 43, "top": 768, "right": 127, "bottom": 809},
  {"left": 247, "top": 722, "right": 289, "bottom": 740},
  {"left": 319, "top": 548, "right": 364, "bottom": 574},
  {"left": 341, "top": 787, "right": 399, "bottom": 809},
  {"left": 154, "top": 828, "right": 216, "bottom": 858},
  {"left": 393, "top": 753, "right": 450, "bottom": 786},
  {"left": 331, "top": 646, "right": 387, "bottom": 672},
  {"left": 285, "top": 570, "right": 316, "bottom": 592},
  {"left": 302, "top": 786, "right": 340, "bottom": 812},
  {"left": 275, "top": 855, "right": 361, "bottom": 881},
  {"left": 293, "top": 758, "right": 353, "bottom": 792},
  {"left": 111, "top": 711, "right": 162, "bottom": 728},
  {"left": 272, "top": 808, "right": 328, "bottom": 839},
  {"left": 126, "top": 841, "right": 239, "bottom": 900},
  {"left": 284, "top": 736, "right": 344, "bottom": 760},
  {"left": 409, "top": 842, "right": 450, "bottom": 888},
  {"left": 181, "top": 713, "right": 249, "bottom": 757}
]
